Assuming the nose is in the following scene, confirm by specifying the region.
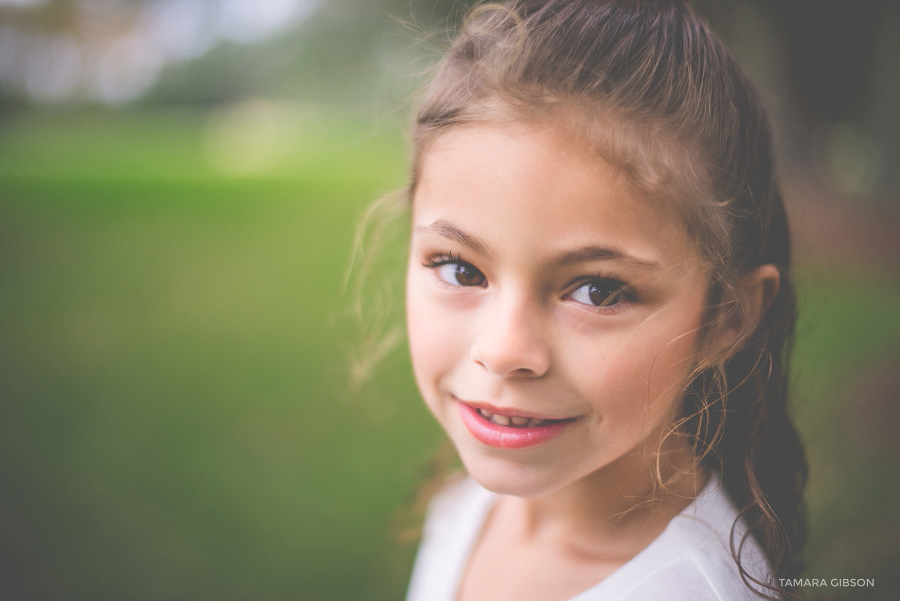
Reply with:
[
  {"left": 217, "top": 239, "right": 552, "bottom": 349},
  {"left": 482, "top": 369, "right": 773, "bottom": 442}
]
[{"left": 470, "top": 292, "right": 550, "bottom": 379}]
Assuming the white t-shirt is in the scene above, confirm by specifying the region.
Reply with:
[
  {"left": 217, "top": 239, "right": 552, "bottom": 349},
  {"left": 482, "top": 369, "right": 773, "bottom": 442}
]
[{"left": 405, "top": 474, "right": 772, "bottom": 601}]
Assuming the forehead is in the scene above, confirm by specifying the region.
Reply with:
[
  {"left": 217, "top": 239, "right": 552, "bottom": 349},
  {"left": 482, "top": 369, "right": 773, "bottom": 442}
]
[{"left": 413, "top": 122, "right": 698, "bottom": 270}]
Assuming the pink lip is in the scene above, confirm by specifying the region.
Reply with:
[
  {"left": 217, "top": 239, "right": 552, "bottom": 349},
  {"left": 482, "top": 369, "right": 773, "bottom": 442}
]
[
  {"left": 457, "top": 401, "right": 575, "bottom": 449},
  {"left": 460, "top": 400, "right": 570, "bottom": 421}
]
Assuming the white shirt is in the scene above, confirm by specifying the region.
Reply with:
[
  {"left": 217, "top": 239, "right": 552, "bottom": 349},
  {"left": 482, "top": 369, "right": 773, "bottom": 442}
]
[{"left": 405, "top": 474, "right": 772, "bottom": 601}]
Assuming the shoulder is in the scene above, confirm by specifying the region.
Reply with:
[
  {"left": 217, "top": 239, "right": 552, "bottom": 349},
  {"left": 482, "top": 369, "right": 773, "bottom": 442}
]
[
  {"left": 669, "top": 475, "right": 772, "bottom": 600},
  {"left": 405, "top": 476, "right": 496, "bottom": 601},
  {"left": 594, "top": 554, "right": 766, "bottom": 601},
  {"left": 590, "top": 475, "right": 772, "bottom": 601}
]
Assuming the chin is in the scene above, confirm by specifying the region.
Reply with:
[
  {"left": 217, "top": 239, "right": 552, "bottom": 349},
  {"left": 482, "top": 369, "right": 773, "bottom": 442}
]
[{"left": 456, "top": 446, "right": 573, "bottom": 498}]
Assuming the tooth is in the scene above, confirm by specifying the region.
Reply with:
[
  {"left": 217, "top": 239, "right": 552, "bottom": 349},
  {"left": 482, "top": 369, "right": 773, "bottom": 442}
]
[
  {"left": 492, "top": 414, "right": 510, "bottom": 426},
  {"left": 510, "top": 416, "right": 529, "bottom": 427},
  {"left": 528, "top": 418, "right": 545, "bottom": 427},
  {"left": 479, "top": 408, "right": 493, "bottom": 418}
]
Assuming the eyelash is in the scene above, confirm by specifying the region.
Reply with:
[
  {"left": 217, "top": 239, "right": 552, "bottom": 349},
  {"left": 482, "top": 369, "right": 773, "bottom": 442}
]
[
  {"left": 422, "top": 252, "right": 635, "bottom": 311},
  {"left": 422, "top": 251, "right": 464, "bottom": 269}
]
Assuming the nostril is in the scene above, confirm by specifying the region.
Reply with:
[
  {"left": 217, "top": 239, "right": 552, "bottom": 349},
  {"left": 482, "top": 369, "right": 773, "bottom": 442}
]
[
  {"left": 469, "top": 301, "right": 551, "bottom": 378},
  {"left": 471, "top": 346, "right": 549, "bottom": 379}
]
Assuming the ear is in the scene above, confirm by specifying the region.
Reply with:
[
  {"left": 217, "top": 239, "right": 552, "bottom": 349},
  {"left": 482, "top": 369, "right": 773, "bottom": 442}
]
[
  {"left": 720, "top": 264, "right": 780, "bottom": 355},
  {"left": 749, "top": 264, "right": 781, "bottom": 317}
]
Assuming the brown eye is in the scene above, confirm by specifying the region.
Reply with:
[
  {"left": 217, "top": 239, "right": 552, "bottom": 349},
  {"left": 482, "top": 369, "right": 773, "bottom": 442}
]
[
  {"left": 570, "top": 279, "right": 630, "bottom": 308},
  {"left": 436, "top": 262, "right": 486, "bottom": 287}
]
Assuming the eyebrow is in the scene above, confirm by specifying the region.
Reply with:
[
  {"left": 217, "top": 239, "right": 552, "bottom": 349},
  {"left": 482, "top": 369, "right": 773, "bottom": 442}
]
[
  {"left": 552, "top": 246, "right": 663, "bottom": 271},
  {"left": 417, "top": 219, "right": 664, "bottom": 271},
  {"left": 417, "top": 219, "right": 494, "bottom": 259}
]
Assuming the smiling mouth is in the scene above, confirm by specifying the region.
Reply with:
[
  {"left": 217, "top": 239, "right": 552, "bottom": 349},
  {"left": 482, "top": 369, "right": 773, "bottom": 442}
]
[
  {"left": 474, "top": 407, "right": 571, "bottom": 428},
  {"left": 459, "top": 398, "right": 576, "bottom": 422},
  {"left": 456, "top": 400, "right": 577, "bottom": 449}
]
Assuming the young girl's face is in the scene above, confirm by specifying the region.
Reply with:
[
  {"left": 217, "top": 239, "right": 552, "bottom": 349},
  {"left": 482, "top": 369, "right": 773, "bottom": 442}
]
[{"left": 406, "top": 122, "right": 710, "bottom": 498}]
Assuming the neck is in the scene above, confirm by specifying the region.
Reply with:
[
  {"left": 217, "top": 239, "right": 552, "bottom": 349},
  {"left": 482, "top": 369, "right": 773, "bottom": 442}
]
[{"left": 504, "top": 439, "right": 707, "bottom": 557}]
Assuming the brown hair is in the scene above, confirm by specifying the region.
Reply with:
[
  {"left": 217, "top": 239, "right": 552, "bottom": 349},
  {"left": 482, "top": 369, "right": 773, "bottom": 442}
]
[{"left": 405, "top": 0, "right": 807, "bottom": 598}]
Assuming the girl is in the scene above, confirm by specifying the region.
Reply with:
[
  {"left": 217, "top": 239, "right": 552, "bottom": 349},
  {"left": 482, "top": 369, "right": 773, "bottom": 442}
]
[{"left": 393, "top": 1, "right": 807, "bottom": 599}]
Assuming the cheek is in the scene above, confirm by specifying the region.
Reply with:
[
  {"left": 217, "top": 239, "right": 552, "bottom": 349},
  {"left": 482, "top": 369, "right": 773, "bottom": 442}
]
[
  {"left": 579, "top": 307, "right": 703, "bottom": 435},
  {"left": 406, "top": 280, "right": 436, "bottom": 381},
  {"left": 405, "top": 273, "right": 462, "bottom": 402},
  {"left": 640, "top": 324, "right": 700, "bottom": 410}
]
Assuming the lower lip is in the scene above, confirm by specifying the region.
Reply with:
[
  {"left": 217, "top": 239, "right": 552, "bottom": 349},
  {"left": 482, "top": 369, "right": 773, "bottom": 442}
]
[{"left": 457, "top": 402, "right": 574, "bottom": 449}]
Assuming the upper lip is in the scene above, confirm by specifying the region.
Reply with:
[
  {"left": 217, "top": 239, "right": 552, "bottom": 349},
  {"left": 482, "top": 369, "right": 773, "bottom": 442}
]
[{"left": 455, "top": 398, "right": 576, "bottom": 421}]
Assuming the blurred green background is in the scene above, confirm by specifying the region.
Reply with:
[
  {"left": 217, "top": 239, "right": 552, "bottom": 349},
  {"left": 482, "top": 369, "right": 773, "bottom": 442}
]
[{"left": 1, "top": 1, "right": 898, "bottom": 600}]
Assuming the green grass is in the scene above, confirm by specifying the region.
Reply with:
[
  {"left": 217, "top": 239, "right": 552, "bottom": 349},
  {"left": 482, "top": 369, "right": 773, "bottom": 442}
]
[
  {"left": 0, "top": 108, "right": 437, "bottom": 601},
  {"left": 0, "top": 108, "right": 897, "bottom": 600}
]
